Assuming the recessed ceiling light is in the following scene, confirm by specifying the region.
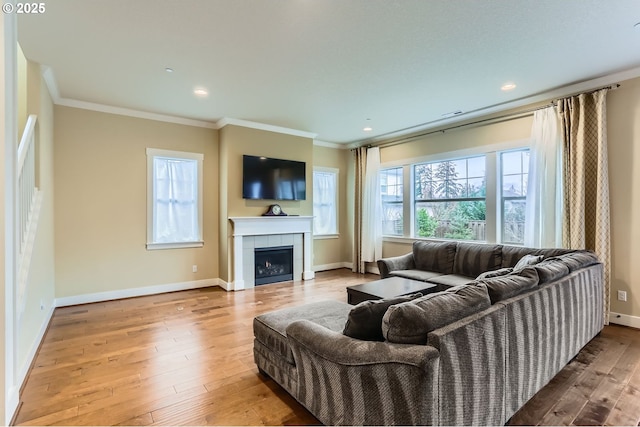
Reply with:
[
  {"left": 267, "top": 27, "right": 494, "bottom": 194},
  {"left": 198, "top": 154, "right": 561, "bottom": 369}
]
[
  {"left": 501, "top": 82, "right": 517, "bottom": 91},
  {"left": 165, "top": 67, "right": 174, "bottom": 73},
  {"left": 193, "top": 88, "right": 209, "bottom": 97},
  {"left": 363, "top": 126, "right": 373, "bottom": 132}
]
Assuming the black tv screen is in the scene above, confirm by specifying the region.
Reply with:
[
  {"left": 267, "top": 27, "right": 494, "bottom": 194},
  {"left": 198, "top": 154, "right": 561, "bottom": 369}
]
[{"left": 242, "top": 155, "right": 306, "bottom": 200}]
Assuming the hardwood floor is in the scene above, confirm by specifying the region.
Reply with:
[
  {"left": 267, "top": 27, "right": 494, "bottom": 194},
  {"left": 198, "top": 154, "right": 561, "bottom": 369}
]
[{"left": 14, "top": 269, "right": 640, "bottom": 426}]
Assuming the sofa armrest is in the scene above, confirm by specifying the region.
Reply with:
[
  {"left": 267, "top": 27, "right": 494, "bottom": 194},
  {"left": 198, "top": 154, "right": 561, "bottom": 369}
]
[
  {"left": 287, "top": 319, "right": 438, "bottom": 368},
  {"left": 377, "top": 252, "right": 415, "bottom": 278},
  {"left": 286, "top": 319, "right": 439, "bottom": 425},
  {"left": 425, "top": 304, "right": 507, "bottom": 426}
]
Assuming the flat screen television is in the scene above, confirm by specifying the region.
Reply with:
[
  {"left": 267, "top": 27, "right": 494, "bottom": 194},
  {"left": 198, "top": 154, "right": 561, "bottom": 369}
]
[{"left": 242, "top": 155, "right": 306, "bottom": 200}]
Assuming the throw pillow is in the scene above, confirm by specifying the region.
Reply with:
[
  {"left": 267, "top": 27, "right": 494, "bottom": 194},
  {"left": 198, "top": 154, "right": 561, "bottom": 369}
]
[
  {"left": 381, "top": 284, "right": 491, "bottom": 345},
  {"left": 513, "top": 254, "right": 544, "bottom": 271},
  {"left": 479, "top": 267, "right": 539, "bottom": 304},
  {"left": 476, "top": 267, "right": 513, "bottom": 280},
  {"left": 343, "top": 293, "right": 423, "bottom": 341}
]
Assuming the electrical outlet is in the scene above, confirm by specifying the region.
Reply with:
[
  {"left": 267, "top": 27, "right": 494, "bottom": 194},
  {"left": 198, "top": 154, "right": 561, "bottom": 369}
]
[
  {"left": 617, "top": 290, "right": 627, "bottom": 302},
  {"left": 192, "top": 265, "right": 198, "bottom": 273}
]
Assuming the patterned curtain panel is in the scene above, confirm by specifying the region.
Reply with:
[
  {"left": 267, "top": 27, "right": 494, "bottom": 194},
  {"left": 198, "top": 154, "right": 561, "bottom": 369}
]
[
  {"left": 558, "top": 88, "right": 610, "bottom": 323},
  {"left": 353, "top": 147, "right": 368, "bottom": 273}
]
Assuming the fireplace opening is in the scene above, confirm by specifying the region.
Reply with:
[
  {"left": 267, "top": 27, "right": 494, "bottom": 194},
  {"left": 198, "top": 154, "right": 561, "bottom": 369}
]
[{"left": 254, "top": 245, "right": 294, "bottom": 285}]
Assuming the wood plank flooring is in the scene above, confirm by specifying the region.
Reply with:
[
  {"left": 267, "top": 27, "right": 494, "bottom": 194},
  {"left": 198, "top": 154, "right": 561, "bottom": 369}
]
[{"left": 14, "top": 269, "right": 640, "bottom": 426}]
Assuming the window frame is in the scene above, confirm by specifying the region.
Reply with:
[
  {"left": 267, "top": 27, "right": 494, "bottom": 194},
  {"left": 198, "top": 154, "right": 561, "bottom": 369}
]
[
  {"left": 380, "top": 166, "right": 404, "bottom": 237},
  {"left": 312, "top": 166, "right": 339, "bottom": 239},
  {"left": 412, "top": 156, "right": 487, "bottom": 241},
  {"left": 146, "top": 148, "right": 204, "bottom": 250},
  {"left": 380, "top": 139, "right": 530, "bottom": 245},
  {"left": 499, "top": 148, "right": 530, "bottom": 245}
]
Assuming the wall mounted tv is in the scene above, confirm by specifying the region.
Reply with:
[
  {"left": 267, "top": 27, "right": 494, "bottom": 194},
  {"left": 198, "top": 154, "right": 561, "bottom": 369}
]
[{"left": 242, "top": 155, "right": 306, "bottom": 201}]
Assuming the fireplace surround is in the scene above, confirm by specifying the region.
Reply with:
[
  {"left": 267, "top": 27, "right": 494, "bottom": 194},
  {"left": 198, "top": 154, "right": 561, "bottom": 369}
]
[{"left": 228, "top": 216, "right": 314, "bottom": 290}]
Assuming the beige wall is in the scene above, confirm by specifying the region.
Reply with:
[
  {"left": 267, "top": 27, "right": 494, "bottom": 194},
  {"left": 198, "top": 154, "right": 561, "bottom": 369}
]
[
  {"left": 218, "top": 125, "right": 313, "bottom": 282},
  {"left": 377, "top": 77, "right": 640, "bottom": 320},
  {"left": 312, "top": 145, "right": 351, "bottom": 268},
  {"left": 380, "top": 114, "right": 534, "bottom": 164},
  {"left": 608, "top": 77, "right": 640, "bottom": 318},
  {"left": 54, "top": 106, "right": 219, "bottom": 298},
  {"left": 17, "top": 64, "right": 56, "bottom": 376}
]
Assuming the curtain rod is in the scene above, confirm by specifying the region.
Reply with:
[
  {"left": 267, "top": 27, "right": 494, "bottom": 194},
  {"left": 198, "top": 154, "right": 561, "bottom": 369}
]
[{"left": 360, "top": 83, "right": 620, "bottom": 151}]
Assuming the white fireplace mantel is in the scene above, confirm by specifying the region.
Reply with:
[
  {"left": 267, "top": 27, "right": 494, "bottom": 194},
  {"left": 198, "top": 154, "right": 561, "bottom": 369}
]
[{"left": 229, "top": 216, "right": 315, "bottom": 290}]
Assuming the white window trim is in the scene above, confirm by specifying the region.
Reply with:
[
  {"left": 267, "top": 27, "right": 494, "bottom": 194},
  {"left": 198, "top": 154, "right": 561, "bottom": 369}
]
[
  {"left": 312, "top": 166, "right": 339, "bottom": 237},
  {"left": 146, "top": 148, "right": 204, "bottom": 250},
  {"left": 380, "top": 139, "right": 529, "bottom": 244}
]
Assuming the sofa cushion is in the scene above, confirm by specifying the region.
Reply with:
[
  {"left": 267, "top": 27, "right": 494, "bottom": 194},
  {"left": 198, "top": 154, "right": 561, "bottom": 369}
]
[
  {"left": 412, "top": 240, "right": 457, "bottom": 274},
  {"left": 549, "top": 251, "right": 600, "bottom": 272},
  {"left": 254, "top": 300, "right": 351, "bottom": 364},
  {"left": 476, "top": 267, "right": 513, "bottom": 280},
  {"left": 514, "top": 254, "right": 544, "bottom": 270},
  {"left": 382, "top": 283, "right": 491, "bottom": 344},
  {"left": 425, "top": 274, "right": 475, "bottom": 288},
  {"left": 389, "top": 269, "right": 444, "bottom": 282},
  {"left": 343, "top": 293, "right": 423, "bottom": 341},
  {"left": 479, "top": 267, "right": 539, "bottom": 303},
  {"left": 501, "top": 245, "right": 572, "bottom": 268},
  {"left": 453, "top": 243, "right": 502, "bottom": 278},
  {"left": 534, "top": 259, "right": 571, "bottom": 285}
]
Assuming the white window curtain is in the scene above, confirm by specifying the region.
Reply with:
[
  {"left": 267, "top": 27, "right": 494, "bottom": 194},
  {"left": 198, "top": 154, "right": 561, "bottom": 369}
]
[
  {"left": 153, "top": 157, "right": 199, "bottom": 243},
  {"left": 524, "top": 107, "right": 562, "bottom": 248},
  {"left": 361, "top": 147, "right": 383, "bottom": 262},
  {"left": 313, "top": 169, "right": 337, "bottom": 235}
]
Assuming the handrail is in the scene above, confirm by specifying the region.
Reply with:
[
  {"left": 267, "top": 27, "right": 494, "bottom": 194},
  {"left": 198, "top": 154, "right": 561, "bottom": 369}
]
[
  {"left": 17, "top": 114, "right": 37, "bottom": 174},
  {"left": 17, "top": 114, "right": 38, "bottom": 256}
]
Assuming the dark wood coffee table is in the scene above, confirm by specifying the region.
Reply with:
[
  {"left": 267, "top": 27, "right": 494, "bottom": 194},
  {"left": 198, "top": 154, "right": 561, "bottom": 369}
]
[{"left": 346, "top": 277, "right": 439, "bottom": 305}]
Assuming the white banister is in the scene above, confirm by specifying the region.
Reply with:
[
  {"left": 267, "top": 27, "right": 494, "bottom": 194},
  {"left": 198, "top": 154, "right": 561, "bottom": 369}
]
[{"left": 17, "top": 114, "right": 38, "bottom": 256}]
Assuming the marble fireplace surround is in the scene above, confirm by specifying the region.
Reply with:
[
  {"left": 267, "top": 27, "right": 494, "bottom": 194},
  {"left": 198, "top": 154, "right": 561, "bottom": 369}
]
[{"left": 228, "top": 216, "right": 315, "bottom": 290}]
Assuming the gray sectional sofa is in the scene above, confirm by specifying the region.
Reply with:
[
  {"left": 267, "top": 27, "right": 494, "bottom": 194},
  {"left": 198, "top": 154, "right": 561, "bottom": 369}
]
[{"left": 253, "top": 241, "right": 604, "bottom": 425}]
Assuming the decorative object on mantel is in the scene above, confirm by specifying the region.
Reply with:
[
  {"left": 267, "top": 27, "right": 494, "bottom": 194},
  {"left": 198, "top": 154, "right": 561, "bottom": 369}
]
[{"left": 263, "top": 204, "right": 287, "bottom": 216}]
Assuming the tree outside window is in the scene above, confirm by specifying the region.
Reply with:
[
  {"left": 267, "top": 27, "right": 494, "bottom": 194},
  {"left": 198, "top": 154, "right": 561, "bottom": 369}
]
[{"left": 414, "top": 156, "right": 486, "bottom": 241}]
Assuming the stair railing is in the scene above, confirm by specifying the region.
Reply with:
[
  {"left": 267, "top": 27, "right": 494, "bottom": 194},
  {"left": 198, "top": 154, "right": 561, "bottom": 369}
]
[{"left": 16, "top": 114, "right": 37, "bottom": 257}]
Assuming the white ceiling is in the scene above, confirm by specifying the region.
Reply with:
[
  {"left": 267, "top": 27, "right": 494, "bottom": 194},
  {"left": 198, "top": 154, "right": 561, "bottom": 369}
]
[{"left": 17, "top": 0, "right": 640, "bottom": 144}]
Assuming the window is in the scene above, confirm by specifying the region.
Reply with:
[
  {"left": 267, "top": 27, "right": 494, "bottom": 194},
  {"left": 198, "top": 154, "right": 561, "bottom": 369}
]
[
  {"left": 380, "top": 143, "right": 531, "bottom": 245},
  {"left": 146, "top": 148, "right": 204, "bottom": 249},
  {"left": 500, "top": 149, "right": 529, "bottom": 244},
  {"left": 414, "top": 156, "right": 486, "bottom": 240},
  {"left": 380, "top": 167, "right": 403, "bottom": 235},
  {"left": 313, "top": 167, "right": 338, "bottom": 236}
]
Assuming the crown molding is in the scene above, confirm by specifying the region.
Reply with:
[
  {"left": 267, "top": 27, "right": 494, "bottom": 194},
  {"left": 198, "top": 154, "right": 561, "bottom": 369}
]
[
  {"left": 41, "top": 66, "right": 218, "bottom": 129},
  {"left": 216, "top": 117, "right": 317, "bottom": 139},
  {"left": 313, "top": 139, "right": 347, "bottom": 149},
  {"left": 56, "top": 98, "right": 218, "bottom": 129}
]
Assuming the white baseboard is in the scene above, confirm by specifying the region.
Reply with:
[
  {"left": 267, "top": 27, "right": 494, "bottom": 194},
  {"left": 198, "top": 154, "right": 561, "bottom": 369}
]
[
  {"left": 216, "top": 278, "right": 232, "bottom": 291},
  {"left": 609, "top": 312, "right": 640, "bottom": 329},
  {"left": 55, "top": 278, "right": 220, "bottom": 307},
  {"left": 366, "top": 264, "right": 381, "bottom": 275},
  {"left": 313, "top": 262, "right": 352, "bottom": 272},
  {"left": 11, "top": 304, "right": 55, "bottom": 424},
  {"left": 312, "top": 262, "right": 382, "bottom": 275}
]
